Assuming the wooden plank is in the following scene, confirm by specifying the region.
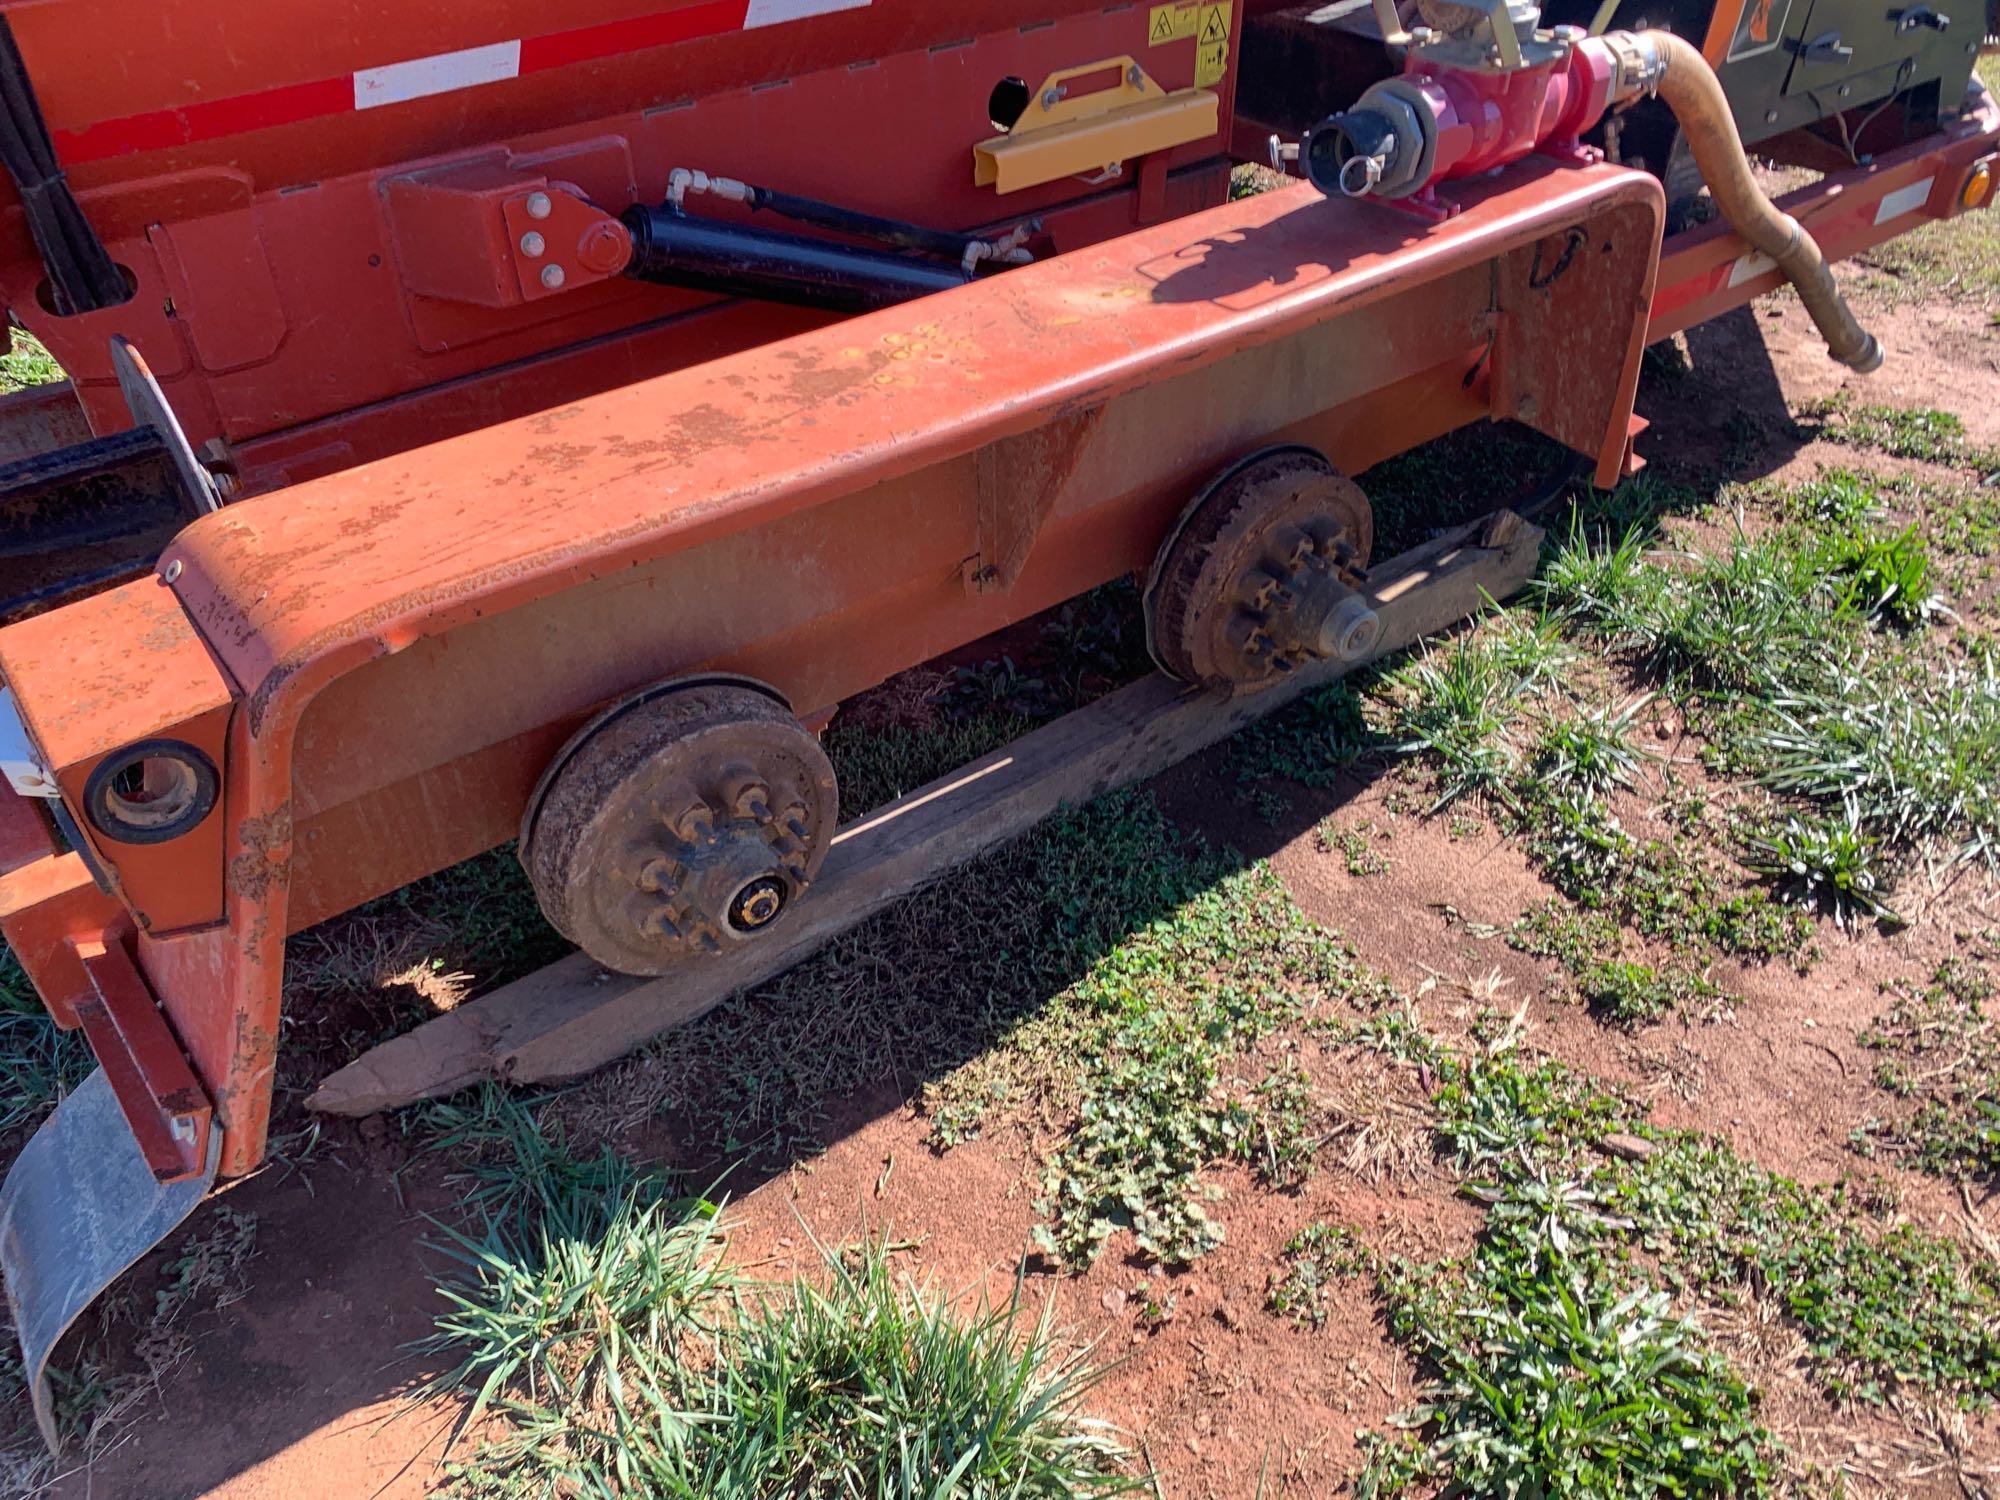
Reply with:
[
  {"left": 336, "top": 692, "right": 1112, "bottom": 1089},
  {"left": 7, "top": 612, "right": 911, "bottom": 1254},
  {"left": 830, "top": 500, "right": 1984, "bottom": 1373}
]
[{"left": 308, "top": 510, "right": 1542, "bottom": 1117}]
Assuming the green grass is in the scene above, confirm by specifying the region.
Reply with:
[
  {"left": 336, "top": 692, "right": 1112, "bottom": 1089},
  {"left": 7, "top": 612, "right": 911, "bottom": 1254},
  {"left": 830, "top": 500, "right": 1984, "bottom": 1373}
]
[
  {"left": 1856, "top": 957, "right": 2000, "bottom": 1182},
  {"left": 1800, "top": 395, "right": 2000, "bottom": 478},
  {"left": 422, "top": 1107, "right": 1133, "bottom": 1497},
  {"left": 1739, "top": 803, "right": 1900, "bottom": 930},
  {"left": 1359, "top": 1045, "right": 1775, "bottom": 1498},
  {"left": 1229, "top": 675, "right": 1382, "bottom": 790},
  {"left": 1383, "top": 635, "right": 1531, "bottom": 810},
  {"left": 0, "top": 949, "right": 91, "bottom": 1139},
  {"left": 1748, "top": 654, "right": 2000, "bottom": 865},
  {"left": 1528, "top": 698, "right": 1647, "bottom": 800},
  {"left": 0, "top": 331, "right": 61, "bottom": 394}
]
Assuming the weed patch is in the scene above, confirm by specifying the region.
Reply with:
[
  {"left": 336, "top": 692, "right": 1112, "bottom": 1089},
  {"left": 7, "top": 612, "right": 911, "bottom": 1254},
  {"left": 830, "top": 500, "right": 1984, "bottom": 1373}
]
[
  {"left": 1318, "top": 817, "right": 1390, "bottom": 876},
  {"left": 1611, "top": 1137, "right": 2000, "bottom": 1406},
  {"left": 1266, "top": 1222, "right": 1371, "bottom": 1330},
  {"left": 1029, "top": 866, "right": 1373, "bottom": 1268},
  {"left": 1856, "top": 957, "right": 1999, "bottom": 1182},
  {"left": 1800, "top": 396, "right": 2000, "bottom": 478},
  {"left": 1349, "top": 1027, "right": 2000, "bottom": 1500}
]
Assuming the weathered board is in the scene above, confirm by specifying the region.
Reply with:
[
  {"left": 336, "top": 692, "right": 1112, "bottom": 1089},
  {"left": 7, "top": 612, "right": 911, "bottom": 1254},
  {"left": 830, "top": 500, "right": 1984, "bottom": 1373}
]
[{"left": 309, "top": 509, "right": 1542, "bottom": 1116}]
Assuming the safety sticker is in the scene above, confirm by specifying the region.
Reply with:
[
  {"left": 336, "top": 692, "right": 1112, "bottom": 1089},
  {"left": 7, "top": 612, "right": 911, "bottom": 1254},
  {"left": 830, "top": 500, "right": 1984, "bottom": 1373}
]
[
  {"left": 1149, "top": 4, "right": 1201, "bottom": 43},
  {"left": 1194, "top": 5, "right": 1233, "bottom": 84}
]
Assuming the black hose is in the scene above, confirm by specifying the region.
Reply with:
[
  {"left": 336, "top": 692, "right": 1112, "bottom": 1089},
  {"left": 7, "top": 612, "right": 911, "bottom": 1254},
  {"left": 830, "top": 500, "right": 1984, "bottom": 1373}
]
[
  {"left": 0, "top": 17, "right": 125, "bottom": 315},
  {"left": 623, "top": 205, "right": 968, "bottom": 312},
  {"left": 744, "top": 186, "right": 986, "bottom": 264}
]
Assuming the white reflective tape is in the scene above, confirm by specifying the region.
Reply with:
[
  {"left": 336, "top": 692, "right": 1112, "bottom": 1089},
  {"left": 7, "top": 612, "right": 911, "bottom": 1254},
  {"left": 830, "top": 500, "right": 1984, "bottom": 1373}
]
[
  {"left": 1727, "top": 250, "right": 1776, "bottom": 288},
  {"left": 744, "top": 0, "right": 872, "bottom": 27},
  {"left": 1873, "top": 176, "right": 1935, "bottom": 226},
  {"left": 354, "top": 40, "right": 522, "bottom": 110}
]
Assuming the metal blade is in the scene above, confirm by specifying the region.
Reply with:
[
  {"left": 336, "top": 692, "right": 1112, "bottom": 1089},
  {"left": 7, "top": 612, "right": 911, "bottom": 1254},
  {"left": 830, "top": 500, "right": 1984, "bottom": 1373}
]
[{"left": 0, "top": 1068, "right": 219, "bottom": 1451}]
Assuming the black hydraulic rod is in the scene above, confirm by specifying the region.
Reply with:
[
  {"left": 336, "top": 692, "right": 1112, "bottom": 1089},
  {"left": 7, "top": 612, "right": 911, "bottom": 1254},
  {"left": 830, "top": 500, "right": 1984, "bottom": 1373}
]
[
  {"left": 622, "top": 205, "right": 969, "bottom": 313},
  {"left": 744, "top": 186, "right": 985, "bottom": 263}
]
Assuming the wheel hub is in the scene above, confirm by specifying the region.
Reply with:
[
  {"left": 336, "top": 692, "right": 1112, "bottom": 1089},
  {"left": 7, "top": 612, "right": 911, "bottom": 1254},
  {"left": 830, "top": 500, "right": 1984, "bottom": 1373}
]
[
  {"left": 1145, "top": 449, "right": 1378, "bottom": 693},
  {"left": 522, "top": 682, "right": 838, "bottom": 976},
  {"left": 624, "top": 771, "right": 817, "bottom": 953}
]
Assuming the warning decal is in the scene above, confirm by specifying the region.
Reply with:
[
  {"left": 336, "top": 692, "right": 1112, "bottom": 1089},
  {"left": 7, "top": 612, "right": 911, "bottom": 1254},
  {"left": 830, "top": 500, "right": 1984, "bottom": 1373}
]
[
  {"left": 1148, "top": 4, "right": 1200, "bottom": 43},
  {"left": 1194, "top": 3, "right": 1232, "bottom": 84}
]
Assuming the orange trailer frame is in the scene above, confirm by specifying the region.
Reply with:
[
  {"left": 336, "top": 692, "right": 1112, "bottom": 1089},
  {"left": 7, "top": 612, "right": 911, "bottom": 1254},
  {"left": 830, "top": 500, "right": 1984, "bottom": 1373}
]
[{"left": 4, "top": 158, "right": 1669, "bottom": 1182}]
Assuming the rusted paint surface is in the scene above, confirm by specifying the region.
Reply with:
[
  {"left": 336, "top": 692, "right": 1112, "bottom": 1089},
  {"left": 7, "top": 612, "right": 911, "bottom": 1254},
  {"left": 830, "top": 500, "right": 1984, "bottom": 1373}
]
[{"left": 970, "top": 403, "right": 1109, "bottom": 593}]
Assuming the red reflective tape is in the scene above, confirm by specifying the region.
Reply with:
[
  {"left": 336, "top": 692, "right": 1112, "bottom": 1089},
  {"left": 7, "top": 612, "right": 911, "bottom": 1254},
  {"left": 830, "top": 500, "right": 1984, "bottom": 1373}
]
[
  {"left": 56, "top": 74, "right": 354, "bottom": 163},
  {"left": 518, "top": 0, "right": 750, "bottom": 73}
]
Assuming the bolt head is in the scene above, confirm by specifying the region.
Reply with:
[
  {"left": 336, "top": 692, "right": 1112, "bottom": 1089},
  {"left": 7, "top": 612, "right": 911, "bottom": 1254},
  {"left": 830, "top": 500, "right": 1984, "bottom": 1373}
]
[
  {"left": 525, "top": 191, "right": 553, "bottom": 220},
  {"left": 519, "top": 231, "right": 546, "bottom": 258},
  {"left": 1765, "top": 108, "right": 1781, "bottom": 123},
  {"left": 540, "top": 263, "right": 567, "bottom": 290}
]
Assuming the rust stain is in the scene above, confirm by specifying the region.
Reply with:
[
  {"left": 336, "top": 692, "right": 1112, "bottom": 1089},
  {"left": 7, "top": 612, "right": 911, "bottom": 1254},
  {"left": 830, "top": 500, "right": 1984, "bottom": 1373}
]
[
  {"left": 526, "top": 405, "right": 590, "bottom": 436},
  {"left": 228, "top": 802, "right": 294, "bottom": 903},
  {"left": 525, "top": 442, "right": 600, "bottom": 473}
]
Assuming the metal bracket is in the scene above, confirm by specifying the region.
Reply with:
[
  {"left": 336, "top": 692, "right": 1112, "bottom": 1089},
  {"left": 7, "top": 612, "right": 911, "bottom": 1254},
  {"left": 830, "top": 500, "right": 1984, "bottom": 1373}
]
[
  {"left": 964, "top": 404, "right": 1106, "bottom": 594},
  {"left": 110, "top": 336, "right": 221, "bottom": 517},
  {"left": 69, "top": 935, "right": 214, "bottom": 1183}
]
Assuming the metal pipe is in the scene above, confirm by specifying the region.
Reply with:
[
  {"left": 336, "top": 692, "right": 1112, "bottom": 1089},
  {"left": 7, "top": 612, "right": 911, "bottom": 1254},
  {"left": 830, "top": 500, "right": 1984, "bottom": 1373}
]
[
  {"left": 622, "top": 204, "right": 969, "bottom": 312},
  {"left": 1637, "top": 30, "right": 1883, "bottom": 372}
]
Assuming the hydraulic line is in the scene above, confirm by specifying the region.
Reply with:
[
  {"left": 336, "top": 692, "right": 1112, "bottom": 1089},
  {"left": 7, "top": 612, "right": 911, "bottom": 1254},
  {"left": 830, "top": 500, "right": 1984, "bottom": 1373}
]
[
  {"left": 622, "top": 204, "right": 970, "bottom": 312},
  {"left": 665, "top": 168, "right": 1035, "bottom": 274},
  {"left": 0, "top": 17, "right": 125, "bottom": 315},
  {"left": 1638, "top": 30, "right": 1883, "bottom": 372}
]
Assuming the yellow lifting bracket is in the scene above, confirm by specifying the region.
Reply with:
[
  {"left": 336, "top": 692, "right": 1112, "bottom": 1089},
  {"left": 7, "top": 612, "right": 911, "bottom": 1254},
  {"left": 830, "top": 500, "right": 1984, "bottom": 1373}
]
[{"left": 973, "top": 56, "right": 1221, "bottom": 195}]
